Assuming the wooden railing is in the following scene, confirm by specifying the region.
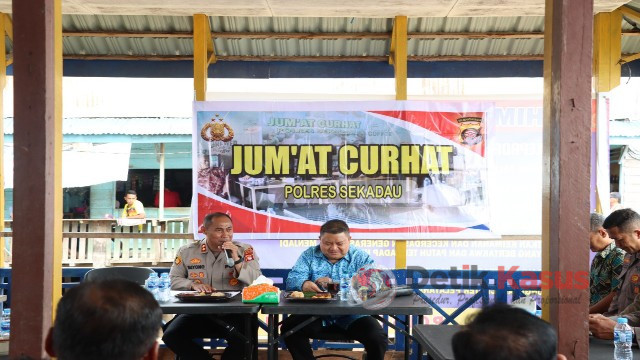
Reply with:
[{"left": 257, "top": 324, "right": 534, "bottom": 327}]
[{"left": 1, "top": 218, "right": 195, "bottom": 267}]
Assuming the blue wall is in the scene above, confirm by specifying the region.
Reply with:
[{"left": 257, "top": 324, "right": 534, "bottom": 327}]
[
  {"left": 8, "top": 60, "right": 555, "bottom": 79},
  {"left": 129, "top": 143, "right": 192, "bottom": 170}
]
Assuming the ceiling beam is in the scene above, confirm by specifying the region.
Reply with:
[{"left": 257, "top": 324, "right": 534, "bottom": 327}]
[
  {"left": 62, "top": 30, "right": 542, "bottom": 40},
  {"left": 621, "top": 52, "right": 640, "bottom": 64},
  {"left": 620, "top": 5, "right": 640, "bottom": 23},
  {"left": 59, "top": 29, "right": 640, "bottom": 40},
  {"left": 62, "top": 54, "right": 545, "bottom": 62}
]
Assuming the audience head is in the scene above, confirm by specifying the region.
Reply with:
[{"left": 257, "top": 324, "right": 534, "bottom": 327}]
[
  {"left": 452, "top": 304, "right": 565, "bottom": 360},
  {"left": 45, "top": 279, "right": 162, "bottom": 360},
  {"left": 610, "top": 192, "right": 622, "bottom": 207},
  {"left": 589, "top": 212, "right": 611, "bottom": 252},
  {"left": 319, "top": 219, "right": 351, "bottom": 263},
  {"left": 603, "top": 208, "right": 640, "bottom": 253}
]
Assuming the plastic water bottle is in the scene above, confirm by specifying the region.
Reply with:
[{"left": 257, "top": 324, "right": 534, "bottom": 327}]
[
  {"left": 146, "top": 272, "right": 159, "bottom": 301},
  {"left": 340, "top": 277, "right": 350, "bottom": 301},
  {"left": 0, "top": 309, "right": 10, "bottom": 340},
  {"left": 159, "top": 273, "right": 171, "bottom": 302},
  {"left": 614, "top": 317, "right": 633, "bottom": 360}
]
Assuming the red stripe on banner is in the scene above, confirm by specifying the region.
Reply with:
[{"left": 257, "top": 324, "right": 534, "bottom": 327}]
[
  {"left": 197, "top": 194, "right": 466, "bottom": 234},
  {"left": 369, "top": 110, "right": 485, "bottom": 157},
  {"left": 198, "top": 194, "right": 322, "bottom": 233}
]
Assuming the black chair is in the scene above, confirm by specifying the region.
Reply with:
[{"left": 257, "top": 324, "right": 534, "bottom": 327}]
[
  {"left": 83, "top": 266, "right": 155, "bottom": 285},
  {"left": 312, "top": 329, "right": 364, "bottom": 360}
]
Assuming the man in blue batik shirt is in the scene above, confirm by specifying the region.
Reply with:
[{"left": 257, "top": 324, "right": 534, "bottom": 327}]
[{"left": 281, "top": 219, "right": 388, "bottom": 360}]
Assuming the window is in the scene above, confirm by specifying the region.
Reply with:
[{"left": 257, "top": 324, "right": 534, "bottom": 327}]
[{"left": 115, "top": 169, "right": 192, "bottom": 207}]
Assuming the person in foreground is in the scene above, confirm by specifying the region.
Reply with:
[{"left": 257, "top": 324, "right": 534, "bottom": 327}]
[
  {"left": 162, "top": 212, "right": 261, "bottom": 360},
  {"left": 281, "top": 219, "right": 388, "bottom": 360},
  {"left": 452, "top": 304, "right": 567, "bottom": 360},
  {"left": 45, "top": 279, "right": 162, "bottom": 360},
  {"left": 589, "top": 212, "right": 625, "bottom": 314},
  {"left": 590, "top": 208, "right": 640, "bottom": 342}
]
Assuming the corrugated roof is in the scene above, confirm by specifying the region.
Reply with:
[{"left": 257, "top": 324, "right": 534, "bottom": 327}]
[
  {"left": 628, "top": 0, "right": 640, "bottom": 11},
  {"left": 0, "top": 7, "right": 631, "bottom": 63},
  {"left": 3, "top": 117, "right": 191, "bottom": 135},
  {"left": 59, "top": 15, "right": 550, "bottom": 58},
  {"left": 610, "top": 120, "right": 640, "bottom": 137}
]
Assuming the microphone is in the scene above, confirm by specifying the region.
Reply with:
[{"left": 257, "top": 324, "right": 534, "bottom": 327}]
[{"left": 224, "top": 248, "right": 235, "bottom": 268}]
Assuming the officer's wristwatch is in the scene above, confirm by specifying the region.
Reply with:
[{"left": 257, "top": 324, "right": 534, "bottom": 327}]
[{"left": 233, "top": 257, "right": 243, "bottom": 265}]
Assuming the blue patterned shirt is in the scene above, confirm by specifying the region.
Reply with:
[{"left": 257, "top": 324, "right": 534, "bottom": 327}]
[
  {"left": 286, "top": 245, "right": 374, "bottom": 291},
  {"left": 286, "top": 245, "right": 374, "bottom": 328}
]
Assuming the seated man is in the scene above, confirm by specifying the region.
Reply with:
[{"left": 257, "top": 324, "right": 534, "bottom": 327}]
[
  {"left": 45, "top": 279, "right": 162, "bottom": 360},
  {"left": 162, "top": 212, "right": 261, "bottom": 360},
  {"left": 590, "top": 208, "right": 640, "bottom": 341},
  {"left": 452, "top": 304, "right": 567, "bottom": 360},
  {"left": 589, "top": 212, "right": 625, "bottom": 314},
  {"left": 281, "top": 219, "right": 388, "bottom": 360}
]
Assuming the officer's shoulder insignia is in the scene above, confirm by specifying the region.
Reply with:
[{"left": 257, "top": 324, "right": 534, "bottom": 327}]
[
  {"left": 190, "top": 258, "right": 201, "bottom": 264},
  {"left": 201, "top": 244, "right": 207, "bottom": 253},
  {"left": 174, "top": 256, "right": 182, "bottom": 265}
]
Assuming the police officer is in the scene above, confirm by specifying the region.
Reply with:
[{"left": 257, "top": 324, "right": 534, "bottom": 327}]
[{"left": 162, "top": 212, "right": 261, "bottom": 360}]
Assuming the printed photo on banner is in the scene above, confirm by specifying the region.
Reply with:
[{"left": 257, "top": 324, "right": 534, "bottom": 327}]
[{"left": 192, "top": 101, "right": 495, "bottom": 240}]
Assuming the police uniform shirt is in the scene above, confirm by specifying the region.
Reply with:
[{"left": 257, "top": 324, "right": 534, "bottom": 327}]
[
  {"left": 607, "top": 252, "right": 640, "bottom": 323},
  {"left": 169, "top": 240, "right": 261, "bottom": 291}
]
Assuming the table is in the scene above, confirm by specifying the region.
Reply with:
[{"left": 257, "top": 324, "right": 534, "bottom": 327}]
[
  {"left": 160, "top": 294, "right": 260, "bottom": 360},
  {"left": 412, "top": 324, "right": 640, "bottom": 360},
  {"left": 262, "top": 293, "right": 433, "bottom": 360},
  {"left": 412, "top": 324, "right": 457, "bottom": 360},
  {"left": 590, "top": 336, "right": 640, "bottom": 359}
]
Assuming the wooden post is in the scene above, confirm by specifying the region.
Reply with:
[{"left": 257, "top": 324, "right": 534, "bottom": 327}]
[
  {"left": 12, "top": 0, "right": 63, "bottom": 356},
  {"left": 0, "top": 14, "right": 7, "bottom": 268},
  {"left": 193, "top": 14, "right": 215, "bottom": 101},
  {"left": 159, "top": 143, "right": 165, "bottom": 219},
  {"left": 389, "top": 15, "right": 408, "bottom": 270},
  {"left": 542, "top": 0, "right": 592, "bottom": 358},
  {"left": 389, "top": 16, "right": 408, "bottom": 101},
  {"left": 593, "top": 11, "right": 622, "bottom": 93},
  {"left": 592, "top": 10, "right": 622, "bottom": 213}
]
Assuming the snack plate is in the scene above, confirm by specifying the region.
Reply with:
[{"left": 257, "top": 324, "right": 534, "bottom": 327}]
[
  {"left": 284, "top": 291, "right": 337, "bottom": 302},
  {"left": 175, "top": 292, "right": 234, "bottom": 303}
]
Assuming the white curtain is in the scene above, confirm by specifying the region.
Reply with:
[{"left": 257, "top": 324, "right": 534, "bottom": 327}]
[{"left": 3, "top": 142, "right": 131, "bottom": 188}]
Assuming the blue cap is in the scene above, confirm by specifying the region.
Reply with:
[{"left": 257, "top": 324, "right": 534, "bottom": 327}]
[{"left": 618, "top": 317, "right": 628, "bottom": 324}]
